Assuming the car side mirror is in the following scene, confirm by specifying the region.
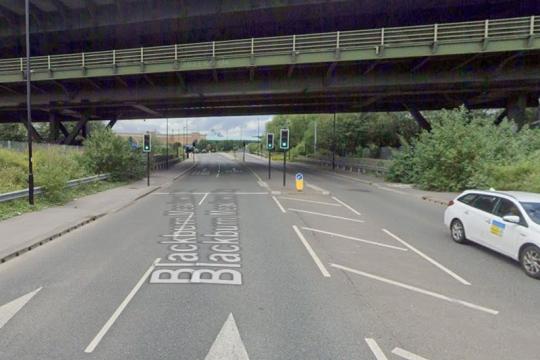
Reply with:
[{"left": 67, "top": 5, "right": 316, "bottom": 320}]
[{"left": 502, "top": 215, "right": 520, "bottom": 224}]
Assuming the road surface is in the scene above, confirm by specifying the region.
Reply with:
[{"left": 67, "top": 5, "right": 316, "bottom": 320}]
[{"left": 1, "top": 153, "right": 539, "bottom": 359}]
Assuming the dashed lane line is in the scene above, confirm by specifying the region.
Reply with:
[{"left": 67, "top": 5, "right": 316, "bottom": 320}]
[
  {"left": 331, "top": 264, "right": 498, "bottom": 315},
  {"left": 84, "top": 258, "right": 161, "bottom": 353},
  {"left": 382, "top": 229, "right": 471, "bottom": 286},
  {"left": 198, "top": 192, "right": 209, "bottom": 206}
]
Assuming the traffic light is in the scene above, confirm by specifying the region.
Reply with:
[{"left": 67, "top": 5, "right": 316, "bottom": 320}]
[
  {"left": 280, "top": 128, "right": 289, "bottom": 150},
  {"left": 267, "top": 133, "right": 274, "bottom": 150},
  {"left": 143, "top": 134, "right": 151, "bottom": 153}
]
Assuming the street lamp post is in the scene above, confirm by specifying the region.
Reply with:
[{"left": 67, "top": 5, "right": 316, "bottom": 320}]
[
  {"left": 166, "top": 118, "right": 169, "bottom": 169},
  {"left": 332, "top": 113, "right": 336, "bottom": 171},
  {"left": 25, "top": 0, "right": 34, "bottom": 205}
]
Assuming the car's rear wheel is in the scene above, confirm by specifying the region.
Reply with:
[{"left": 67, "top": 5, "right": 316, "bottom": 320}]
[
  {"left": 450, "top": 219, "right": 467, "bottom": 244},
  {"left": 520, "top": 245, "right": 540, "bottom": 279}
]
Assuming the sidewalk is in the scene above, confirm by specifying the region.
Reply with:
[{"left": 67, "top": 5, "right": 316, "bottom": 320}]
[
  {"left": 0, "top": 160, "right": 195, "bottom": 264},
  {"left": 244, "top": 152, "right": 457, "bottom": 206}
]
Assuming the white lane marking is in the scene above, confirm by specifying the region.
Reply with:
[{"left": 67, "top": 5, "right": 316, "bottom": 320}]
[
  {"left": 293, "top": 225, "right": 331, "bottom": 277},
  {"left": 279, "top": 197, "right": 342, "bottom": 206},
  {"left": 198, "top": 192, "right": 209, "bottom": 206},
  {"left": 84, "top": 258, "right": 161, "bottom": 353},
  {"left": 153, "top": 192, "right": 270, "bottom": 195},
  {"left": 331, "top": 196, "right": 362, "bottom": 216},
  {"left": 382, "top": 229, "right": 471, "bottom": 286},
  {"left": 0, "top": 287, "right": 42, "bottom": 329},
  {"left": 204, "top": 313, "right": 250, "bottom": 360},
  {"left": 365, "top": 338, "right": 389, "bottom": 360},
  {"left": 392, "top": 347, "right": 430, "bottom": 360},
  {"left": 374, "top": 183, "right": 408, "bottom": 195},
  {"left": 288, "top": 208, "right": 365, "bottom": 223},
  {"left": 155, "top": 262, "right": 241, "bottom": 268},
  {"left": 272, "top": 196, "right": 286, "bottom": 213},
  {"left": 302, "top": 227, "right": 408, "bottom": 251},
  {"left": 246, "top": 165, "right": 270, "bottom": 189},
  {"left": 305, "top": 183, "right": 330, "bottom": 195},
  {"left": 331, "top": 264, "right": 498, "bottom": 315}
]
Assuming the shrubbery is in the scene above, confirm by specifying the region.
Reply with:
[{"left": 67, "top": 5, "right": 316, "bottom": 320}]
[
  {"left": 387, "top": 107, "right": 540, "bottom": 192},
  {"left": 82, "top": 128, "right": 144, "bottom": 181}
]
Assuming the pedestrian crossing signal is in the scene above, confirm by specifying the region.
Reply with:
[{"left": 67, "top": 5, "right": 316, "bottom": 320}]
[
  {"left": 143, "top": 134, "right": 151, "bottom": 153},
  {"left": 267, "top": 133, "right": 274, "bottom": 150}
]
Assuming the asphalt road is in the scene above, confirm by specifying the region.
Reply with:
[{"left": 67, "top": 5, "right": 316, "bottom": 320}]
[{"left": 1, "top": 152, "right": 539, "bottom": 360}]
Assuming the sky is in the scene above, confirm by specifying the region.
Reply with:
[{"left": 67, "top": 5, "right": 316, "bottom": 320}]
[{"left": 112, "top": 115, "right": 273, "bottom": 140}]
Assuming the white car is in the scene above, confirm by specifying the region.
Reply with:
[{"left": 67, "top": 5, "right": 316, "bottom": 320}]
[{"left": 444, "top": 190, "right": 540, "bottom": 278}]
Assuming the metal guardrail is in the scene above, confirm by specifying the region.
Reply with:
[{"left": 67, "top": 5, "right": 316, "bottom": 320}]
[
  {"left": 0, "top": 174, "right": 110, "bottom": 203},
  {"left": 302, "top": 157, "right": 391, "bottom": 176},
  {"left": 0, "top": 15, "right": 538, "bottom": 77}
]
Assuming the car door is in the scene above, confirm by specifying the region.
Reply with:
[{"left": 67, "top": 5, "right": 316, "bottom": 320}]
[
  {"left": 487, "top": 198, "right": 528, "bottom": 258},
  {"left": 468, "top": 194, "right": 500, "bottom": 245}
]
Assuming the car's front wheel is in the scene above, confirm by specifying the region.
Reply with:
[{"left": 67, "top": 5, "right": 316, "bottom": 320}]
[
  {"left": 450, "top": 219, "right": 467, "bottom": 244},
  {"left": 520, "top": 245, "right": 540, "bottom": 279}
]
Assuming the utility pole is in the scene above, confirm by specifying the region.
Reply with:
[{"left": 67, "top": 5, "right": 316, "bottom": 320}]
[
  {"left": 25, "top": 0, "right": 34, "bottom": 205},
  {"left": 332, "top": 113, "right": 336, "bottom": 171}
]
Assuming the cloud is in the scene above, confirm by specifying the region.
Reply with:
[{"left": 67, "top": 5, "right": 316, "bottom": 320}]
[{"left": 113, "top": 115, "right": 272, "bottom": 140}]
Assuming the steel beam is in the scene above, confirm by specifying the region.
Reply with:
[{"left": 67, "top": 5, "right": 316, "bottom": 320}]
[
  {"left": 63, "top": 113, "right": 89, "bottom": 145},
  {"left": 407, "top": 106, "right": 432, "bottom": 131}
]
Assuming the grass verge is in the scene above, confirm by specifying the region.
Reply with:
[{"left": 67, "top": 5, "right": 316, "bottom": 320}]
[{"left": 0, "top": 180, "right": 126, "bottom": 222}]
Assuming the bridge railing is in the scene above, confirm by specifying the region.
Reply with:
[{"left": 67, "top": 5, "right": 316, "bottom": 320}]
[{"left": 0, "top": 15, "right": 538, "bottom": 75}]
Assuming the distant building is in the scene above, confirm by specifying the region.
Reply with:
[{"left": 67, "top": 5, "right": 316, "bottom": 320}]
[{"left": 115, "top": 131, "right": 206, "bottom": 146}]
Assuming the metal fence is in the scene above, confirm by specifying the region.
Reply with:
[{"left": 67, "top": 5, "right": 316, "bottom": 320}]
[
  {"left": 0, "top": 174, "right": 109, "bottom": 203},
  {"left": 0, "top": 140, "right": 83, "bottom": 153},
  {"left": 302, "top": 157, "right": 391, "bottom": 176},
  {"left": 0, "top": 15, "right": 537, "bottom": 75}
]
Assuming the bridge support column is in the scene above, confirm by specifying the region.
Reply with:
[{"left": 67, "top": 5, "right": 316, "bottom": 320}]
[
  {"left": 49, "top": 112, "right": 60, "bottom": 142},
  {"left": 408, "top": 107, "right": 432, "bottom": 132},
  {"left": 506, "top": 94, "right": 527, "bottom": 129},
  {"left": 64, "top": 114, "right": 89, "bottom": 145}
]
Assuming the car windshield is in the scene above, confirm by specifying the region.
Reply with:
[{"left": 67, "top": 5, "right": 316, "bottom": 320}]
[{"left": 521, "top": 202, "right": 540, "bottom": 225}]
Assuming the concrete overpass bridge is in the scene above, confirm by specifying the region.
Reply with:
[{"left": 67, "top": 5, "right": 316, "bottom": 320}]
[{"left": 0, "top": 1, "right": 539, "bottom": 143}]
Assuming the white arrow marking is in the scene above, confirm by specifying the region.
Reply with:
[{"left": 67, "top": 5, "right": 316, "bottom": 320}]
[
  {"left": 0, "top": 287, "right": 42, "bottom": 329},
  {"left": 204, "top": 313, "right": 250, "bottom": 360}
]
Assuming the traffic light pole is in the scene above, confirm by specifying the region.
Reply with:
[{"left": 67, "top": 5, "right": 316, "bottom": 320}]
[
  {"left": 268, "top": 150, "right": 271, "bottom": 179},
  {"left": 283, "top": 150, "right": 286, "bottom": 187},
  {"left": 147, "top": 151, "right": 150, "bottom": 186}
]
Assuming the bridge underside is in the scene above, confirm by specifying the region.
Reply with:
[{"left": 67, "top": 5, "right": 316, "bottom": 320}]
[
  {"left": 0, "top": 51, "right": 539, "bottom": 125},
  {"left": 2, "top": 0, "right": 539, "bottom": 57}
]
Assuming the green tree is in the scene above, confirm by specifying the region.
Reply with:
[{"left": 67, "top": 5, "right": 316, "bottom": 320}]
[
  {"left": 82, "top": 128, "right": 144, "bottom": 181},
  {"left": 0, "top": 123, "right": 27, "bottom": 141}
]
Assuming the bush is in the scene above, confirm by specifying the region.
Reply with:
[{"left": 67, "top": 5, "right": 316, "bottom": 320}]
[
  {"left": 0, "top": 148, "right": 27, "bottom": 193},
  {"left": 388, "top": 107, "right": 540, "bottom": 191},
  {"left": 34, "top": 149, "right": 88, "bottom": 202},
  {"left": 82, "top": 128, "right": 144, "bottom": 181}
]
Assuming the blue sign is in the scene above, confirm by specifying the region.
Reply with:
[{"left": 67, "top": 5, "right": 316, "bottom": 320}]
[{"left": 296, "top": 173, "right": 303, "bottom": 181}]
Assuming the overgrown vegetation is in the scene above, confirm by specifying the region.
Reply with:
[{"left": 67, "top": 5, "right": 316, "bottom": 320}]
[
  {"left": 0, "top": 128, "right": 146, "bottom": 219},
  {"left": 82, "top": 128, "right": 145, "bottom": 181},
  {"left": 387, "top": 107, "right": 540, "bottom": 192},
  {"left": 264, "top": 113, "right": 419, "bottom": 159}
]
